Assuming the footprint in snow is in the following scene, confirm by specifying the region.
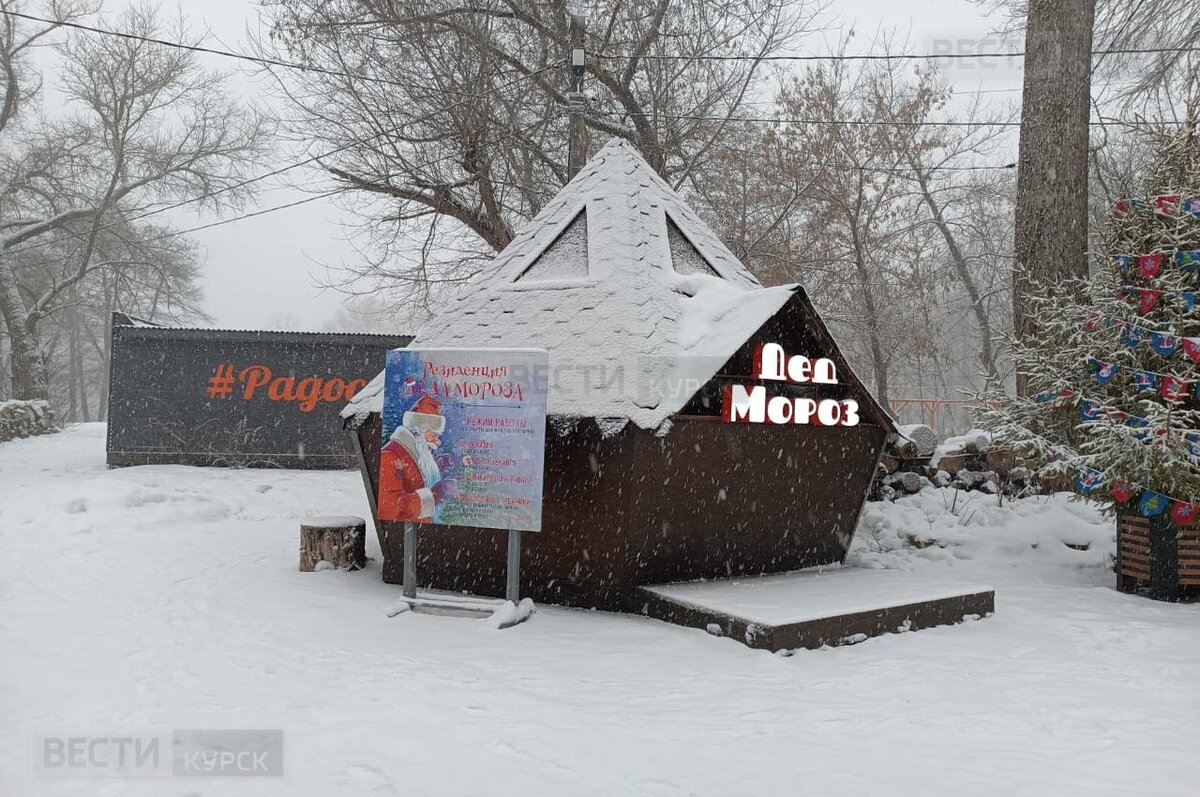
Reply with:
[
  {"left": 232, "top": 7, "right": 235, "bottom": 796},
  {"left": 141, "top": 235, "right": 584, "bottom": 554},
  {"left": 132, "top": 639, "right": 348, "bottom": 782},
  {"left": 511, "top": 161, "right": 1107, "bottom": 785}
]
[
  {"left": 636, "top": 777, "right": 689, "bottom": 796},
  {"left": 125, "top": 491, "right": 167, "bottom": 507},
  {"left": 64, "top": 498, "right": 87, "bottom": 514},
  {"left": 342, "top": 762, "right": 399, "bottom": 794}
]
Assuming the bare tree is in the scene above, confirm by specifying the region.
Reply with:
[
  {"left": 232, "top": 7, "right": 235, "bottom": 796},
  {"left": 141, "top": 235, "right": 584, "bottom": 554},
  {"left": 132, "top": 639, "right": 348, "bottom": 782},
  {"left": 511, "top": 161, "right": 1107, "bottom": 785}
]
[
  {"left": 896, "top": 88, "right": 1015, "bottom": 390},
  {"left": 43, "top": 226, "right": 207, "bottom": 420},
  {"left": 0, "top": 3, "right": 269, "bottom": 400},
  {"left": 691, "top": 47, "right": 1019, "bottom": 418},
  {"left": 0, "top": 0, "right": 96, "bottom": 400},
  {"left": 759, "top": 56, "right": 957, "bottom": 403},
  {"left": 259, "top": 0, "right": 825, "bottom": 310}
]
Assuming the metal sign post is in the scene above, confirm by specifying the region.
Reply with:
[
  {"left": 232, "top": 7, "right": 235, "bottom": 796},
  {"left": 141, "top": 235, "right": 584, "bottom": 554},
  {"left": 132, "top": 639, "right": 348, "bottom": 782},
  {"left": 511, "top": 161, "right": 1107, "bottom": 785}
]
[
  {"left": 403, "top": 522, "right": 418, "bottom": 600},
  {"left": 506, "top": 529, "right": 521, "bottom": 603}
]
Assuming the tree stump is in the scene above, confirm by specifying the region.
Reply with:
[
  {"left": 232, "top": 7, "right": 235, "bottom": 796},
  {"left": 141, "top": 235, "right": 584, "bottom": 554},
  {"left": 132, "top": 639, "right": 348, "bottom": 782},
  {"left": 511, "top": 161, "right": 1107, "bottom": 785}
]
[
  {"left": 896, "top": 423, "right": 938, "bottom": 457},
  {"left": 300, "top": 516, "right": 367, "bottom": 572}
]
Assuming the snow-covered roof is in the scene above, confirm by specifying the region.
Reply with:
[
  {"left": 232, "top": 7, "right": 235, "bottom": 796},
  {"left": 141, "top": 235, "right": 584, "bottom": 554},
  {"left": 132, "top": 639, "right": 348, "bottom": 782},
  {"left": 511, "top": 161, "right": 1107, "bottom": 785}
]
[{"left": 344, "top": 138, "right": 802, "bottom": 429}]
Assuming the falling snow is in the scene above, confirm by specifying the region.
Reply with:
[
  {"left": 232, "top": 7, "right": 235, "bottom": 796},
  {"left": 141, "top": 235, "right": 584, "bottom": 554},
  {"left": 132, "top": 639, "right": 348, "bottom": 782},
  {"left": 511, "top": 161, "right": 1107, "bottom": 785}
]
[{"left": 2, "top": 426, "right": 1198, "bottom": 795}]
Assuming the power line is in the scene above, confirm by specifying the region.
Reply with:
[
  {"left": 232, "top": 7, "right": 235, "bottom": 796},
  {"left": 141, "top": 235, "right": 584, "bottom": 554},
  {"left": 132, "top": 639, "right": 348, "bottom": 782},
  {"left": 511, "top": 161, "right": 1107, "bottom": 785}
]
[
  {"left": 13, "top": 8, "right": 1197, "bottom": 79},
  {"left": 156, "top": 113, "right": 542, "bottom": 240},
  {"left": 139, "top": 190, "right": 345, "bottom": 242},
  {"left": 582, "top": 108, "right": 1022, "bottom": 128},
  {"left": 581, "top": 108, "right": 1183, "bottom": 130},
  {"left": 0, "top": 8, "right": 488, "bottom": 97},
  {"left": 2, "top": 69, "right": 555, "bottom": 259},
  {"left": 808, "top": 160, "right": 1015, "bottom": 173},
  {"left": 715, "top": 142, "right": 1015, "bottom": 172},
  {"left": 591, "top": 43, "right": 1200, "bottom": 63},
  {"left": 8, "top": 117, "right": 553, "bottom": 264},
  {"left": 733, "top": 86, "right": 1024, "bottom": 106}
]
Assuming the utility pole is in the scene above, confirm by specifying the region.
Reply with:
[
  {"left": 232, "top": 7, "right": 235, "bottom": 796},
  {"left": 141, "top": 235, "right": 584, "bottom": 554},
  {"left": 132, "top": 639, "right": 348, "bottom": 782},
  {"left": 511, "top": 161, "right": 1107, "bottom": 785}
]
[{"left": 567, "top": 13, "right": 587, "bottom": 180}]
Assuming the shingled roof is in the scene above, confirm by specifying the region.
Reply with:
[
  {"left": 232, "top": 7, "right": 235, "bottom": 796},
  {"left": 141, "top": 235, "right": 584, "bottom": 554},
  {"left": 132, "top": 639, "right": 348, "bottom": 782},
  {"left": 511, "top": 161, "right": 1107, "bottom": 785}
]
[{"left": 344, "top": 138, "right": 808, "bottom": 429}]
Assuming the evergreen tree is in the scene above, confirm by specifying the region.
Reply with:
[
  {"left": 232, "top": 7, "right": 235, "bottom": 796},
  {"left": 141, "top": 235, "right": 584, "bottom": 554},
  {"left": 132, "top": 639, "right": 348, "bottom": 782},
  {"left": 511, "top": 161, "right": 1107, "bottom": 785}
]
[{"left": 978, "top": 114, "right": 1200, "bottom": 521}]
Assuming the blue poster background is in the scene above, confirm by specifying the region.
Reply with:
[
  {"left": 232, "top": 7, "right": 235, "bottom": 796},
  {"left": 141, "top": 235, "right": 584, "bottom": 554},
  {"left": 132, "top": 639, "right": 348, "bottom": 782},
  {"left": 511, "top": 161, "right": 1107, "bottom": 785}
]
[{"left": 380, "top": 348, "right": 548, "bottom": 531}]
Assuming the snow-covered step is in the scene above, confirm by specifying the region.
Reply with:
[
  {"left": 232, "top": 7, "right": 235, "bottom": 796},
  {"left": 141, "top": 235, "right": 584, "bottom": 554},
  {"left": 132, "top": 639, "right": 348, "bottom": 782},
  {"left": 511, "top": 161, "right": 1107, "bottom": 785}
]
[{"left": 639, "top": 566, "right": 994, "bottom": 651}]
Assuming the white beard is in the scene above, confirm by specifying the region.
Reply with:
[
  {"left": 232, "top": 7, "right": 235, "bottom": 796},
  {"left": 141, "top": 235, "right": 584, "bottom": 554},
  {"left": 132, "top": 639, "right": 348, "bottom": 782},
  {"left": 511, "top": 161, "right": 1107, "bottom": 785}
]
[{"left": 389, "top": 426, "right": 441, "bottom": 487}]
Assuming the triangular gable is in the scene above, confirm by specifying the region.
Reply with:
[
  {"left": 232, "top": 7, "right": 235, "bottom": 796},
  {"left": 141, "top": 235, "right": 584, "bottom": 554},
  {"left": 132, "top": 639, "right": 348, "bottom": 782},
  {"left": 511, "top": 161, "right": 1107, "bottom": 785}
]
[
  {"left": 514, "top": 210, "right": 589, "bottom": 282},
  {"left": 666, "top": 215, "right": 721, "bottom": 278}
]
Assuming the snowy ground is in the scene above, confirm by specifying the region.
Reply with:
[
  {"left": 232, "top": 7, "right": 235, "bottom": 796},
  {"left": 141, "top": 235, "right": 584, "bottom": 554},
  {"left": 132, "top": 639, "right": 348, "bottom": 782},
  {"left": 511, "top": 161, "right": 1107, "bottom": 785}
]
[{"left": 2, "top": 424, "right": 1199, "bottom": 796}]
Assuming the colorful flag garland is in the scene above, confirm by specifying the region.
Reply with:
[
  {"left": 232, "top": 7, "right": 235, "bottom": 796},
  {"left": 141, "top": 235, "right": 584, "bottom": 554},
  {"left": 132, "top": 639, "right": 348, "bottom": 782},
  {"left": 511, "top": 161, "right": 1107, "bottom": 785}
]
[
  {"left": 1083, "top": 315, "right": 1200, "bottom": 395},
  {"left": 1114, "top": 194, "right": 1200, "bottom": 218},
  {"left": 1028, "top": 387, "right": 1199, "bottom": 448},
  {"left": 1088, "top": 357, "right": 1120, "bottom": 384},
  {"left": 1117, "top": 285, "right": 1196, "bottom": 314},
  {"left": 1075, "top": 467, "right": 1106, "bottom": 493},
  {"left": 1112, "top": 250, "right": 1200, "bottom": 277},
  {"left": 998, "top": 427, "right": 1199, "bottom": 523},
  {"left": 1138, "top": 490, "right": 1170, "bottom": 517},
  {"left": 1074, "top": 461, "right": 1195, "bottom": 521}
]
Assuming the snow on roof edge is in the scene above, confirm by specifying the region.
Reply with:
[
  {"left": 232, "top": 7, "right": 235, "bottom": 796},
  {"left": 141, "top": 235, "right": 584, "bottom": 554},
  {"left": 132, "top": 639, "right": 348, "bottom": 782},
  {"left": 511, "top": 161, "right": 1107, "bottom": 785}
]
[{"left": 340, "top": 284, "right": 800, "bottom": 426}]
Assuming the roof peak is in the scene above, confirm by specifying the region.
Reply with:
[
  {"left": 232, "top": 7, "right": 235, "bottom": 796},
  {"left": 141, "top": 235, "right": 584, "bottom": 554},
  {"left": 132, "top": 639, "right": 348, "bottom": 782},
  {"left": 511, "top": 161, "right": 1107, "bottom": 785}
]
[
  {"left": 384, "top": 136, "right": 788, "bottom": 428},
  {"left": 475, "top": 137, "right": 760, "bottom": 289}
]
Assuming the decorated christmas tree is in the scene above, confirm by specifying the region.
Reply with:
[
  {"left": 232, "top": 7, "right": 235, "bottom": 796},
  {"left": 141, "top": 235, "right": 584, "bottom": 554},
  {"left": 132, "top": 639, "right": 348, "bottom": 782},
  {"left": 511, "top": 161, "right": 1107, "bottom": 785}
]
[{"left": 977, "top": 114, "right": 1200, "bottom": 533}]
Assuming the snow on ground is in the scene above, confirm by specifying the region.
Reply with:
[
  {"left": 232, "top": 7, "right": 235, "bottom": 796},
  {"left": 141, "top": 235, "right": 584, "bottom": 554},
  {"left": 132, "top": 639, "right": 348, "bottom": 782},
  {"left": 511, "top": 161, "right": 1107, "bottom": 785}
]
[{"left": 2, "top": 425, "right": 1199, "bottom": 796}]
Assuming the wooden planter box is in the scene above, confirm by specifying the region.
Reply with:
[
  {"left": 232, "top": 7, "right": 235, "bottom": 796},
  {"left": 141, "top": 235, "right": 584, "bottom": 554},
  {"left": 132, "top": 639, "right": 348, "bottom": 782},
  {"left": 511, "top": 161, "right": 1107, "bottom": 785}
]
[{"left": 1116, "top": 512, "right": 1200, "bottom": 601}]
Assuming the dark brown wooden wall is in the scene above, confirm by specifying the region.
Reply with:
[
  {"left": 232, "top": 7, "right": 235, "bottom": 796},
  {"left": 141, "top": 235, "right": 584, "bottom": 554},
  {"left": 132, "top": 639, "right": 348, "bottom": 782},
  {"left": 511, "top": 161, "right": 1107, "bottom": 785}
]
[
  {"left": 358, "top": 415, "right": 885, "bottom": 611},
  {"left": 622, "top": 419, "right": 885, "bottom": 589}
]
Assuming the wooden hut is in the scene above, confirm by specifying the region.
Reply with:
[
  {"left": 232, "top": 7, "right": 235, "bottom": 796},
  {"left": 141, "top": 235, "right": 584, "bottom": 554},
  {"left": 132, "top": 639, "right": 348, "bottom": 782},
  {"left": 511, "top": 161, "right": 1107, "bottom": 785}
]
[{"left": 343, "top": 138, "right": 897, "bottom": 612}]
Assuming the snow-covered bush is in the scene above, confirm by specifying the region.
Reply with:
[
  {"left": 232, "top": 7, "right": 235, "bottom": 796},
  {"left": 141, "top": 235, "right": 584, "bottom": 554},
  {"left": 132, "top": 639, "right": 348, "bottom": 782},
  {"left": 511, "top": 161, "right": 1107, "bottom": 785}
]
[{"left": 852, "top": 487, "right": 1115, "bottom": 571}]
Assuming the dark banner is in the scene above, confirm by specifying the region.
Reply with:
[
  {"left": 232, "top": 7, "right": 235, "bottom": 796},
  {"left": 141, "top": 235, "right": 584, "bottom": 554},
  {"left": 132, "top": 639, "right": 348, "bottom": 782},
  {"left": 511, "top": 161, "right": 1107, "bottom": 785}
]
[{"left": 107, "top": 315, "right": 409, "bottom": 468}]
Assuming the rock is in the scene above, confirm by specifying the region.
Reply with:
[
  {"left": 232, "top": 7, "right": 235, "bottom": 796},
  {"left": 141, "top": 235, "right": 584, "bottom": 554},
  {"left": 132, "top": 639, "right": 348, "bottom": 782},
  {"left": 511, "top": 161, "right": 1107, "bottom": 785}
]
[{"left": 0, "top": 400, "right": 58, "bottom": 444}]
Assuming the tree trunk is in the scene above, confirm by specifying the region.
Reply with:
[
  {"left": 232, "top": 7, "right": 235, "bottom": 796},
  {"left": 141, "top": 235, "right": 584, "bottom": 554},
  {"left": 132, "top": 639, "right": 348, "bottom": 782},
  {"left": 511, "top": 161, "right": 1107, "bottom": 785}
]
[
  {"left": 67, "top": 311, "right": 79, "bottom": 422},
  {"left": 0, "top": 327, "right": 8, "bottom": 400},
  {"left": 1013, "top": 0, "right": 1098, "bottom": 392},
  {"left": 75, "top": 311, "right": 90, "bottom": 422},
  {"left": 5, "top": 323, "right": 44, "bottom": 401},
  {"left": 850, "top": 237, "right": 889, "bottom": 404},
  {"left": 858, "top": 271, "right": 889, "bottom": 403},
  {"left": 0, "top": 267, "right": 46, "bottom": 401},
  {"left": 912, "top": 164, "right": 1003, "bottom": 389}
]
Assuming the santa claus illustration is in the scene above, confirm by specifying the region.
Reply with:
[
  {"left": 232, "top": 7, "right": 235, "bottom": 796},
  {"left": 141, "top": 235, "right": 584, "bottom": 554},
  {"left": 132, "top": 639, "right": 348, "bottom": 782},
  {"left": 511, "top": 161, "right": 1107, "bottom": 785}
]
[{"left": 378, "top": 395, "right": 457, "bottom": 521}]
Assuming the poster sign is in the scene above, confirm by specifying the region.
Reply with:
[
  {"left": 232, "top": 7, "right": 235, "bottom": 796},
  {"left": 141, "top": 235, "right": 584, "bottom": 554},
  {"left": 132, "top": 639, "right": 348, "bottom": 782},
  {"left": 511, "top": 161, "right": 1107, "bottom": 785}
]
[{"left": 378, "top": 348, "right": 548, "bottom": 532}]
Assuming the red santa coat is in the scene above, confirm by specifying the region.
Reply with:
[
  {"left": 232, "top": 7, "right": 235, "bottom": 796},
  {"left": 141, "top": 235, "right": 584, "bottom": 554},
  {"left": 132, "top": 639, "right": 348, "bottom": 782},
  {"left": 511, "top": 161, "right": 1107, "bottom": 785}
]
[{"left": 377, "top": 426, "right": 441, "bottom": 522}]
